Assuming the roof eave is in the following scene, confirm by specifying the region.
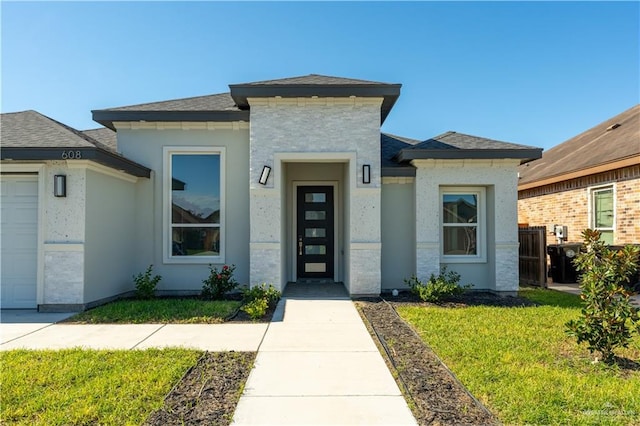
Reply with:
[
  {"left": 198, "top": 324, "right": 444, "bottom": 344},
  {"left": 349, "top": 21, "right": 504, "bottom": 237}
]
[
  {"left": 518, "top": 154, "right": 640, "bottom": 190},
  {"left": 397, "top": 148, "right": 543, "bottom": 164},
  {"left": 92, "top": 110, "right": 250, "bottom": 130},
  {"left": 381, "top": 166, "right": 416, "bottom": 177},
  {"left": 1, "top": 147, "right": 151, "bottom": 178}
]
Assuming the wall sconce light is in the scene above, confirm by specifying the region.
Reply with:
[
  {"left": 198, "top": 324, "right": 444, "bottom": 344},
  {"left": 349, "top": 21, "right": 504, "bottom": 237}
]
[
  {"left": 362, "top": 164, "right": 371, "bottom": 184},
  {"left": 258, "top": 166, "right": 271, "bottom": 185},
  {"left": 54, "top": 174, "right": 67, "bottom": 197}
]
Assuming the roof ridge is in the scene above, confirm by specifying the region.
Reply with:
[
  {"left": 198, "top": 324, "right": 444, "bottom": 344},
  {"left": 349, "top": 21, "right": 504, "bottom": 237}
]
[
  {"left": 37, "top": 112, "right": 114, "bottom": 152},
  {"left": 382, "top": 132, "right": 421, "bottom": 145},
  {"left": 432, "top": 130, "right": 457, "bottom": 140}
]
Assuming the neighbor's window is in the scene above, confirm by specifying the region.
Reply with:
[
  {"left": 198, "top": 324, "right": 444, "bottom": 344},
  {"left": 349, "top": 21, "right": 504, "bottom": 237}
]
[
  {"left": 441, "top": 188, "right": 485, "bottom": 261},
  {"left": 165, "top": 148, "right": 224, "bottom": 262},
  {"left": 591, "top": 185, "right": 614, "bottom": 245}
]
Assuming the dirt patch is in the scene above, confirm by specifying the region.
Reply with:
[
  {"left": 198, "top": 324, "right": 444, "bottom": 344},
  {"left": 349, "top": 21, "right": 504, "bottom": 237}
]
[
  {"left": 145, "top": 351, "right": 255, "bottom": 426},
  {"left": 357, "top": 291, "right": 533, "bottom": 425}
]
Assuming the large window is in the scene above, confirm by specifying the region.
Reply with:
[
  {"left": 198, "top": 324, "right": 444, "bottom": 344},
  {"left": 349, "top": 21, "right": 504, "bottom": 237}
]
[
  {"left": 441, "top": 187, "right": 485, "bottom": 261},
  {"left": 165, "top": 148, "right": 224, "bottom": 262},
  {"left": 590, "top": 185, "right": 614, "bottom": 245}
]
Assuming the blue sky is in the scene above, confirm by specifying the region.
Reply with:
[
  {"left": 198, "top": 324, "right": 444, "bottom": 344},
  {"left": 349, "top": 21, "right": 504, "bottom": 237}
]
[{"left": 2, "top": 1, "right": 638, "bottom": 150}]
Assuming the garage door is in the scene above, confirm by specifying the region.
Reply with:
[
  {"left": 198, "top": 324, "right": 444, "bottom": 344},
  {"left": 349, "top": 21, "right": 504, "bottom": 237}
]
[{"left": 1, "top": 175, "right": 38, "bottom": 308}]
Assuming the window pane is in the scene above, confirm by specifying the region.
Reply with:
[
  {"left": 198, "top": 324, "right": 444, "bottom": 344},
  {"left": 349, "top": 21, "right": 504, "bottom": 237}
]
[
  {"left": 443, "top": 194, "right": 477, "bottom": 224},
  {"left": 172, "top": 154, "right": 220, "bottom": 224},
  {"left": 443, "top": 226, "right": 477, "bottom": 255},
  {"left": 594, "top": 189, "right": 613, "bottom": 228},
  {"left": 600, "top": 230, "right": 614, "bottom": 245},
  {"left": 305, "top": 211, "right": 326, "bottom": 220},
  {"left": 305, "top": 228, "right": 326, "bottom": 238},
  {"left": 305, "top": 193, "right": 326, "bottom": 203},
  {"left": 172, "top": 227, "right": 220, "bottom": 256},
  {"left": 305, "top": 263, "right": 326, "bottom": 273},
  {"left": 305, "top": 245, "right": 326, "bottom": 255}
]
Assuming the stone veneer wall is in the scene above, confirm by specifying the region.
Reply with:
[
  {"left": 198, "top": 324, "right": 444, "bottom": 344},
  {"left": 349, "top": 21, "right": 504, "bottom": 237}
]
[
  {"left": 518, "top": 165, "right": 640, "bottom": 244},
  {"left": 248, "top": 97, "right": 383, "bottom": 295},
  {"left": 42, "top": 161, "right": 86, "bottom": 306}
]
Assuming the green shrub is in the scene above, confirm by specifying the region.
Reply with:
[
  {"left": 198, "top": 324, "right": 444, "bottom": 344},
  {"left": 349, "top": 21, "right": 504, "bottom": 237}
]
[
  {"left": 201, "top": 264, "right": 238, "bottom": 300},
  {"left": 241, "top": 283, "right": 281, "bottom": 321},
  {"left": 241, "top": 297, "right": 269, "bottom": 321},
  {"left": 404, "top": 267, "right": 470, "bottom": 302},
  {"left": 565, "top": 229, "right": 640, "bottom": 364},
  {"left": 242, "top": 284, "right": 281, "bottom": 305},
  {"left": 133, "top": 265, "right": 161, "bottom": 299}
]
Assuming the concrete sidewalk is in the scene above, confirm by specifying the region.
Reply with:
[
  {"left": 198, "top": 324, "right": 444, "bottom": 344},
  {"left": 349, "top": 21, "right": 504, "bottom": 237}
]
[
  {"left": 231, "top": 297, "right": 417, "bottom": 425},
  {"left": 0, "top": 310, "right": 267, "bottom": 351},
  {"left": 548, "top": 283, "right": 640, "bottom": 307}
]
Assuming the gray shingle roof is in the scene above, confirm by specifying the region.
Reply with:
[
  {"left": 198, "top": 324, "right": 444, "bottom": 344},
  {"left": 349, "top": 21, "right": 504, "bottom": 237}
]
[
  {"left": 82, "top": 127, "right": 117, "bottom": 152},
  {"left": 408, "top": 131, "right": 540, "bottom": 151},
  {"left": 518, "top": 104, "right": 640, "bottom": 186},
  {"left": 100, "top": 92, "right": 240, "bottom": 112},
  {"left": 1, "top": 110, "right": 150, "bottom": 177},
  {"left": 1, "top": 110, "right": 108, "bottom": 150},
  {"left": 381, "top": 133, "right": 420, "bottom": 177},
  {"left": 395, "top": 131, "right": 542, "bottom": 163},
  {"left": 235, "top": 74, "right": 398, "bottom": 86},
  {"left": 93, "top": 74, "right": 402, "bottom": 129}
]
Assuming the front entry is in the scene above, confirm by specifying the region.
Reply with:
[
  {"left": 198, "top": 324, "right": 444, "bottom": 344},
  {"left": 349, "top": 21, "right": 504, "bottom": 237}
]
[{"left": 296, "top": 186, "right": 334, "bottom": 279}]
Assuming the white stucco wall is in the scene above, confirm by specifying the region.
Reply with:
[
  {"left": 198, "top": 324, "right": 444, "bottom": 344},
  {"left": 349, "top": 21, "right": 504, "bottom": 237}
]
[
  {"left": 247, "top": 97, "right": 383, "bottom": 294},
  {"left": 381, "top": 178, "right": 416, "bottom": 290},
  {"left": 84, "top": 168, "right": 138, "bottom": 303},
  {"left": 114, "top": 123, "right": 250, "bottom": 291},
  {"left": 413, "top": 159, "right": 520, "bottom": 292}
]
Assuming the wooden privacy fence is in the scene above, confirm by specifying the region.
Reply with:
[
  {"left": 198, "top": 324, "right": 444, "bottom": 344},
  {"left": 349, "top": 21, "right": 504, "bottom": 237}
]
[{"left": 518, "top": 226, "right": 547, "bottom": 287}]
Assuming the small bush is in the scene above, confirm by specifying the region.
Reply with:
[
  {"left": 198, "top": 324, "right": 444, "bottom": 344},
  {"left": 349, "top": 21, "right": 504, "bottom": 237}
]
[
  {"left": 565, "top": 229, "right": 640, "bottom": 364},
  {"left": 404, "top": 267, "right": 470, "bottom": 302},
  {"left": 241, "top": 298, "right": 269, "bottom": 321},
  {"left": 241, "top": 283, "right": 281, "bottom": 320},
  {"left": 133, "top": 265, "right": 161, "bottom": 299},
  {"left": 242, "top": 284, "right": 281, "bottom": 305},
  {"left": 202, "top": 264, "right": 238, "bottom": 300}
]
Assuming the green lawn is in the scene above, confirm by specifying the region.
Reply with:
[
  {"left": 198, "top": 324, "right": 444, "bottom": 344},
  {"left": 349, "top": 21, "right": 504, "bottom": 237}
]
[
  {"left": 1, "top": 348, "right": 201, "bottom": 425},
  {"left": 66, "top": 298, "right": 242, "bottom": 324},
  {"left": 397, "top": 288, "right": 640, "bottom": 425}
]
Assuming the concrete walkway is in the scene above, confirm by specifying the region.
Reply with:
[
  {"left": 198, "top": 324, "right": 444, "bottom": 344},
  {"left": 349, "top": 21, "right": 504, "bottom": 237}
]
[
  {"left": 0, "top": 310, "right": 267, "bottom": 351},
  {"left": 547, "top": 282, "right": 640, "bottom": 307},
  {"left": 231, "top": 295, "right": 417, "bottom": 426},
  {"left": 3, "top": 294, "right": 418, "bottom": 425}
]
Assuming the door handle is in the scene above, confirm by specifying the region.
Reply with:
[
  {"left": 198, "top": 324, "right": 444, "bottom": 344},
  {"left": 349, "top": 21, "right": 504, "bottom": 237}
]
[{"left": 298, "top": 237, "right": 303, "bottom": 256}]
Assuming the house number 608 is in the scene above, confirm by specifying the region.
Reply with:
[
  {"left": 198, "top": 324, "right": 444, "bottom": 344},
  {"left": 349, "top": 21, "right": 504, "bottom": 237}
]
[{"left": 61, "top": 150, "right": 82, "bottom": 159}]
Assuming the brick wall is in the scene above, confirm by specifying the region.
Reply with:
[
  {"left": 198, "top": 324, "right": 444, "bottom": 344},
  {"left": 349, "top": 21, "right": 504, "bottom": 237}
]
[{"left": 518, "top": 165, "right": 640, "bottom": 244}]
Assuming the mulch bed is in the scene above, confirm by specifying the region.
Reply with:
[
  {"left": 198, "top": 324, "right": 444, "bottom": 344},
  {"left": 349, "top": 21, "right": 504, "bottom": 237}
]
[
  {"left": 145, "top": 351, "right": 256, "bottom": 426},
  {"left": 356, "top": 291, "right": 537, "bottom": 426}
]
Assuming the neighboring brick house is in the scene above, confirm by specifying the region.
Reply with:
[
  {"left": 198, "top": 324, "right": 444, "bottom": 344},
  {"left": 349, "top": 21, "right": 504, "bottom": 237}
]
[{"left": 518, "top": 105, "right": 640, "bottom": 245}]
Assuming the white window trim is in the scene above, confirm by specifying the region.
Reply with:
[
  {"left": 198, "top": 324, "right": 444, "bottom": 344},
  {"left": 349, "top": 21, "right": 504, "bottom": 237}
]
[
  {"left": 588, "top": 183, "right": 616, "bottom": 237},
  {"left": 440, "top": 186, "right": 487, "bottom": 263},
  {"left": 163, "top": 146, "right": 225, "bottom": 264}
]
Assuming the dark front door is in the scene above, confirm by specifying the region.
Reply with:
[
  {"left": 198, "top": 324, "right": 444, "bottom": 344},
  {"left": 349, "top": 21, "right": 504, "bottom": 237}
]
[{"left": 297, "top": 186, "right": 334, "bottom": 279}]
